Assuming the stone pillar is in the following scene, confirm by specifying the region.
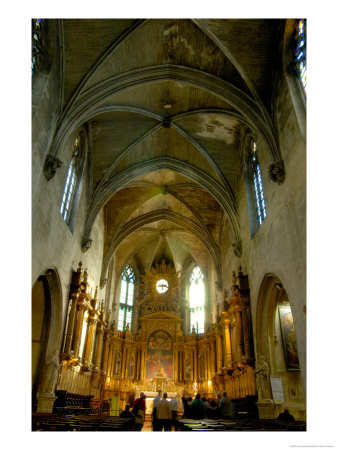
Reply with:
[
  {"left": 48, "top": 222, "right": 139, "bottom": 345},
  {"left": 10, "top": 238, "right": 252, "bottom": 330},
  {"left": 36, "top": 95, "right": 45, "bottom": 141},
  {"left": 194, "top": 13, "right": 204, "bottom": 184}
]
[
  {"left": 224, "top": 320, "right": 232, "bottom": 369},
  {"left": 63, "top": 293, "right": 79, "bottom": 357},
  {"left": 72, "top": 296, "right": 86, "bottom": 359}
]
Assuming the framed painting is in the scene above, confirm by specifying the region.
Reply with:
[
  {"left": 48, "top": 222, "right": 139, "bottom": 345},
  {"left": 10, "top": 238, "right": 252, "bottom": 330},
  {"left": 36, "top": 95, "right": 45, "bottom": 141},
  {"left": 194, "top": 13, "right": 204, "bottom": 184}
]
[{"left": 278, "top": 306, "right": 300, "bottom": 371}]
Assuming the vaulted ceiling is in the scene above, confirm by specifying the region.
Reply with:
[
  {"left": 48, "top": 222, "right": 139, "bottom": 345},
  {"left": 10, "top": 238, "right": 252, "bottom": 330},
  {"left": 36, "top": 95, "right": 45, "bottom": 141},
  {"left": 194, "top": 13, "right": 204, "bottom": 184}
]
[{"left": 55, "top": 19, "right": 283, "bottom": 285}]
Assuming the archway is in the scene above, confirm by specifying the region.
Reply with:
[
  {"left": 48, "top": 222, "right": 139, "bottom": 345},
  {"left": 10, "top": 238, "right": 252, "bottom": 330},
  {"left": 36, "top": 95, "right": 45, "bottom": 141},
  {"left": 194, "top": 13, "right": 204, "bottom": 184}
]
[
  {"left": 256, "top": 274, "right": 305, "bottom": 420},
  {"left": 32, "top": 268, "right": 63, "bottom": 413}
]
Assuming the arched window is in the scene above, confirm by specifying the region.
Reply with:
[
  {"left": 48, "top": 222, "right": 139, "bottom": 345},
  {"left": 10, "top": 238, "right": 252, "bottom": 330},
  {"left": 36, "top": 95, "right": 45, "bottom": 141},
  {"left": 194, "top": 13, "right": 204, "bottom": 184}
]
[
  {"left": 189, "top": 266, "right": 204, "bottom": 334},
  {"left": 60, "top": 136, "right": 82, "bottom": 225},
  {"left": 249, "top": 140, "right": 267, "bottom": 227},
  {"left": 294, "top": 19, "right": 306, "bottom": 96},
  {"left": 117, "top": 265, "right": 135, "bottom": 331},
  {"left": 32, "top": 19, "right": 44, "bottom": 75}
]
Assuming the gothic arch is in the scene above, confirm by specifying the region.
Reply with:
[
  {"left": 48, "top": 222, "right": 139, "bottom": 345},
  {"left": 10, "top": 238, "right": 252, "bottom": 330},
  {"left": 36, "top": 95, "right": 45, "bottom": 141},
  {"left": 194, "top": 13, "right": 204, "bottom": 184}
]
[
  {"left": 82, "top": 156, "right": 240, "bottom": 254},
  {"left": 32, "top": 267, "right": 63, "bottom": 412},
  {"left": 101, "top": 209, "right": 222, "bottom": 287}
]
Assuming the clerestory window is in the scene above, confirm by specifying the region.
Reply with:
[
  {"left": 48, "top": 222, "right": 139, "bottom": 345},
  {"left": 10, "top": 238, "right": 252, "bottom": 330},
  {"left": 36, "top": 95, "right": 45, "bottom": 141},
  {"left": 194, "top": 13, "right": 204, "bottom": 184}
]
[
  {"left": 294, "top": 19, "right": 306, "bottom": 96},
  {"left": 32, "top": 19, "right": 44, "bottom": 75},
  {"left": 189, "top": 266, "right": 205, "bottom": 334},
  {"left": 117, "top": 265, "right": 135, "bottom": 331},
  {"left": 60, "top": 136, "right": 81, "bottom": 224},
  {"left": 249, "top": 141, "right": 267, "bottom": 227}
]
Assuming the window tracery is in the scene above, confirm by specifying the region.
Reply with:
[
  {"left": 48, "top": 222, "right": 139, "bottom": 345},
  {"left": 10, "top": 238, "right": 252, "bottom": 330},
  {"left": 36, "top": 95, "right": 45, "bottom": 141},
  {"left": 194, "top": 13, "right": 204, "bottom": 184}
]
[
  {"left": 249, "top": 141, "right": 267, "bottom": 227},
  {"left": 60, "top": 136, "right": 81, "bottom": 223},
  {"left": 32, "top": 19, "right": 44, "bottom": 75},
  {"left": 118, "top": 265, "right": 135, "bottom": 331},
  {"left": 189, "top": 266, "right": 204, "bottom": 334},
  {"left": 294, "top": 19, "right": 306, "bottom": 95}
]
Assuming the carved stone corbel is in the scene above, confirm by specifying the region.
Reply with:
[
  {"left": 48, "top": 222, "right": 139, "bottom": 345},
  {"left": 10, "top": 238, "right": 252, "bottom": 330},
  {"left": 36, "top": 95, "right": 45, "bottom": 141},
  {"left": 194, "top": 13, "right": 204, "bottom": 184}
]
[
  {"left": 44, "top": 155, "right": 62, "bottom": 181},
  {"left": 81, "top": 238, "right": 92, "bottom": 253},
  {"left": 100, "top": 278, "right": 108, "bottom": 289},
  {"left": 232, "top": 241, "right": 242, "bottom": 257},
  {"left": 269, "top": 160, "right": 285, "bottom": 184}
]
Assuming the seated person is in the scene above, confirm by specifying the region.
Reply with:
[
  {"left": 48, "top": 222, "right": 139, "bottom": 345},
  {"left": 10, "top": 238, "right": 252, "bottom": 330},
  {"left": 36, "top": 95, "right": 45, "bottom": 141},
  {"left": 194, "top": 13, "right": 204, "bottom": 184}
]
[
  {"left": 120, "top": 403, "right": 134, "bottom": 418},
  {"left": 206, "top": 400, "right": 219, "bottom": 419},
  {"left": 277, "top": 407, "right": 295, "bottom": 422}
]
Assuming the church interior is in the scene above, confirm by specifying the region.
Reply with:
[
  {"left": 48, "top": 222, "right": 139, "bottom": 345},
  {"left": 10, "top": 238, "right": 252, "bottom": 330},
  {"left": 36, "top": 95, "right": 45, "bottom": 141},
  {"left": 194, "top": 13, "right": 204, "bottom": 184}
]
[{"left": 31, "top": 18, "right": 307, "bottom": 432}]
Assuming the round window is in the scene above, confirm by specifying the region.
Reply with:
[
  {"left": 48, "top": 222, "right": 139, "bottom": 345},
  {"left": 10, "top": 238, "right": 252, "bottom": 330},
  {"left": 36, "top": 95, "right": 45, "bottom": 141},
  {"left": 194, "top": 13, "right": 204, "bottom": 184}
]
[{"left": 156, "top": 279, "right": 168, "bottom": 294}]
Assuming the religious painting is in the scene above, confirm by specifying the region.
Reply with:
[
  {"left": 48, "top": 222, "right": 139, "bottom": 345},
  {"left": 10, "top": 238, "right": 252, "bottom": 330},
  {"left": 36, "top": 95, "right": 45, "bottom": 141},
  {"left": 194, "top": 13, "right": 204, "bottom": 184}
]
[
  {"left": 278, "top": 306, "right": 300, "bottom": 370},
  {"left": 128, "top": 355, "right": 134, "bottom": 377},
  {"left": 185, "top": 355, "right": 192, "bottom": 379},
  {"left": 288, "top": 385, "right": 298, "bottom": 400},
  {"left": 146, "top": 330, "right": 173, "bottom": 379},
  {"left": 113, "top": 351, "right": 121, "bottom": 375}
]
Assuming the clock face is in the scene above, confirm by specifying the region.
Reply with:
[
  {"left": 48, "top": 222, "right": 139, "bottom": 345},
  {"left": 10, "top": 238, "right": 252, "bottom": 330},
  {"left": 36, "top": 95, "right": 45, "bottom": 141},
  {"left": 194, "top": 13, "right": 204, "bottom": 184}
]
[{"left": 156, "top": 279, "right": 169, "bottom": 294}]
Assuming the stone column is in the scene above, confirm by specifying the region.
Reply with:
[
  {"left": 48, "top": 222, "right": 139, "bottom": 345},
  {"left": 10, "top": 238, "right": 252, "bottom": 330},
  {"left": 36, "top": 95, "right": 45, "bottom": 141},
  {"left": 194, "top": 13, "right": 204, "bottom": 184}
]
[
  {"left": 72, "top": 296, "right": 86, "bottom": 359},
  {"left": 63, "top": 293, "right": 79, "bottom": 357},
  {"left": 224, "top": 320, "right": 232, "bottom": 369}
]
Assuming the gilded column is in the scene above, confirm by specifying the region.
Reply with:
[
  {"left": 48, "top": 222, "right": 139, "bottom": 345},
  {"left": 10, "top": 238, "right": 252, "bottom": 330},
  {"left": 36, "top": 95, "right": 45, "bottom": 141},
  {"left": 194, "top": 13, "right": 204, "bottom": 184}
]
[
  {"left": 72, "top": 295, "right": 86, "bottom": 359},
  {"left": 224, "top": 320, "right": 232, "bottom": 369},
  {"left": 193, "top": 348, "right": 197, "bottom": 380},
  {"left": 210, "top": 340, "right": 216, "bottom": 376},
  {"left": 107, "top": 339, "right": 114, "bottom": 377},
  {"left": 216, "top": 332, "right": 223, "bottom": 372},
  {"left": 93, "top": 318, "right": 104, "bottom": 370},
  {"left": 242, "top": 305, "right": 254, "bottom": 360},
  {"left": 101, "top": 330, "right": 110, "bottom": 374},
  {"left": 63, "top": 292, "right": 79, "bottom": 357},
  {"left": 83, "top": 309, "right": 98, "bottom": 368},
  {"left": 235, "top": 306, "right": 244, "bottom": 363}
]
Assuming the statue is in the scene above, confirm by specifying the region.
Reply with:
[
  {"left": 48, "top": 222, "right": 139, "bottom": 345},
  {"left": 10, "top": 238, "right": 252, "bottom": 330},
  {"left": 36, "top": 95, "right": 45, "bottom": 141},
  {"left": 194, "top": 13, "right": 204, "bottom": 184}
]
[
  {"left": 255, "top": 355, "right": 271, "bottom": 400},
  {"left": 42, "top": 350, "right": 59, "bottom": 393}
]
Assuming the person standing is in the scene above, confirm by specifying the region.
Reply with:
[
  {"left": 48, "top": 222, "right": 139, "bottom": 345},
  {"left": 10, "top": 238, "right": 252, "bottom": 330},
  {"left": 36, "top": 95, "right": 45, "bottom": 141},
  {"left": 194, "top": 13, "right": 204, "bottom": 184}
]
[
  {"left": 132, "top": 392, "right": 146, "bottom": 431},
  {"left": 156, "top": 392, "right": 172, "bottom": 431},
  {"left": 152, "top": 390, "right": 162, "bottom": 431},
  {"left": 170, "top": 394, "right": 179, "bottom": 430}
]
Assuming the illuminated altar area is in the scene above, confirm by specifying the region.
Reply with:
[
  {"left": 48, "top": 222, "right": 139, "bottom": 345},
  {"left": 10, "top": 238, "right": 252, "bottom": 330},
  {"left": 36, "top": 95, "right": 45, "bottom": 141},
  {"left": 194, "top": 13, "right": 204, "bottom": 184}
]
[{"left": 56, "top": 261, "right": 258, "bottom": 411}]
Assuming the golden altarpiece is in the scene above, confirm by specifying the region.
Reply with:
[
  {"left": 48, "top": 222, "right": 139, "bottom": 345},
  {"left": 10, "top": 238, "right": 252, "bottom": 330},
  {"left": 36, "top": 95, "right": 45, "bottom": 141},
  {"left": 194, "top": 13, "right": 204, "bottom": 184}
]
[{"left": 56, "top": 262, "right": 258, "bottom": 411}]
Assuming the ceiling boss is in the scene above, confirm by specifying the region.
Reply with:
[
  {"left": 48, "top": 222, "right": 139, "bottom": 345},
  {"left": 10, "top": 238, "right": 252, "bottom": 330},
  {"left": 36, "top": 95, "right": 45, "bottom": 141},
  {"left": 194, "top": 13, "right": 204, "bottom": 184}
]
[{"left": 137, "top": 260, "right": 182, "bottom": 314}]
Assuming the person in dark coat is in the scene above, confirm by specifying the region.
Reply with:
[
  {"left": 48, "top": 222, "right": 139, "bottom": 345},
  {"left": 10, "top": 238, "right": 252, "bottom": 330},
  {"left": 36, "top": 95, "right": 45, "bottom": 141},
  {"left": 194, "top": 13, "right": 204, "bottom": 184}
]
[{"left": 277, "top": 407, "right": 295, "bottom": 422}]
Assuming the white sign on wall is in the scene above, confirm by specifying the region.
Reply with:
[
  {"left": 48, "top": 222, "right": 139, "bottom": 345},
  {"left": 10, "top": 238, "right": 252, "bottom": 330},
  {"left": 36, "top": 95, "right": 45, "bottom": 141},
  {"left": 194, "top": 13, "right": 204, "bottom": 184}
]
[{"left": 270, "top": 375, "right": 284, "bottom": 404}]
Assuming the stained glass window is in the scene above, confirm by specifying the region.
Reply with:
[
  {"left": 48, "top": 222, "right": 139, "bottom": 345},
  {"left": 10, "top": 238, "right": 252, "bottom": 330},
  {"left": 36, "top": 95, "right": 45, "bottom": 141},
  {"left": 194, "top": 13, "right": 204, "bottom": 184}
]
[
  {"left": 60, "top": 137, "right": 81, "bottom": 223},
  {"left": 118, "top": 265, "right": 135, "bottom": 331},
  {"left": 294, "top": 19, "right": 307, "bottom": 95},
  {"left": 189, "top": 266, "right": 204, "bottom": 334},
  {"left": 250, "top": 141, "right": 267, "bottom": 227},
  {"left": 32, "top": 19, "right": 44, "bottom": 75}
]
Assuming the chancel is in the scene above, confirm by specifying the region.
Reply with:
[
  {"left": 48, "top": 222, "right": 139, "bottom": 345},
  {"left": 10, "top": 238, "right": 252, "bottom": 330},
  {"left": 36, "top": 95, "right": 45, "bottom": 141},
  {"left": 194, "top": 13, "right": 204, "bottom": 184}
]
[{"left": 32, "top": 18, "right": 306, "bottom": 431}]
